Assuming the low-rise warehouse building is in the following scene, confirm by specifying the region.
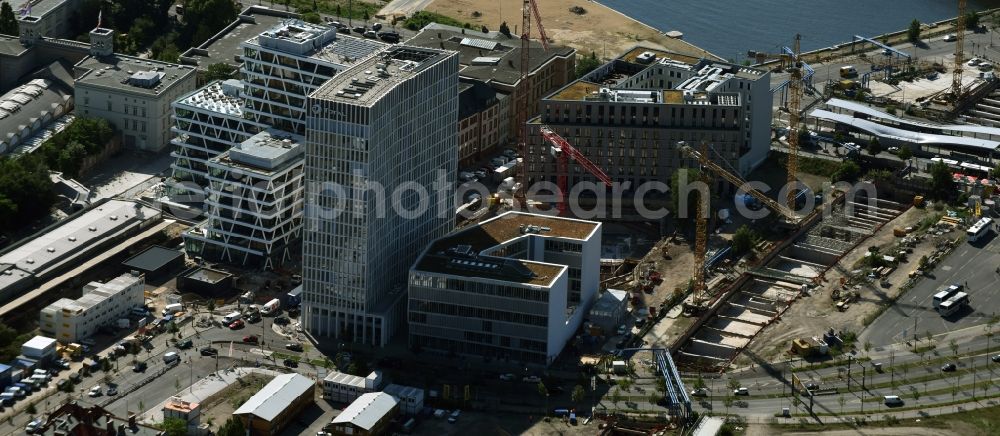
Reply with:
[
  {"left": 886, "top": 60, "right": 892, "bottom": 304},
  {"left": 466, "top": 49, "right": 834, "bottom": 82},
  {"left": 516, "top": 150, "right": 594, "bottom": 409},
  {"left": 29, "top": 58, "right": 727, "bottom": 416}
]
[
  {"left": 21, "top": 336, "right": 57, "bottom": 362},
  {"left": 176, "top": 267, "right": 233, "bottom": 297},
  {"left": 39, "top": 272, "right": 145, "bottom": 343},
  {"left": 382, "top": 384, "right": 424, "bottom": 416},
  {"left": 323, "top": 370, "right": 383, "bottom": 404},
  {"left": 121, "top": 245, "right": 184, "bottom": 281},
  {"left": 233, "top": 373, "right": 315, "bottom": 436},
  {"left": 329, "top": 392, "right": 398, "bottom": 436}
]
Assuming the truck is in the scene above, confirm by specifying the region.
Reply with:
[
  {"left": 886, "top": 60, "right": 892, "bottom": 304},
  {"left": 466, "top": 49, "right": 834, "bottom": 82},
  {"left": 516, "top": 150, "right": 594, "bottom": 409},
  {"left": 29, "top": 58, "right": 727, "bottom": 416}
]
[
  {"left": 493, "top": 159, "right": 519, "bottom": 183},
  {"left": 162, "top": 303, "right": 183, "bottom": 317},
  {"left": 261, "top": 299, "right": 281, "bottom": 316}
]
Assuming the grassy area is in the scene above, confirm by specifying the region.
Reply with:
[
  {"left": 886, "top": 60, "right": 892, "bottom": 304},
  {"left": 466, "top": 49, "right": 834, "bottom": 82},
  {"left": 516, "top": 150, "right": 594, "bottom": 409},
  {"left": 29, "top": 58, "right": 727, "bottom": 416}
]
[
  {"left": 402, "top": 11, "right": 473, "bottom": 30},
  {"left": 797, "top": 155, "right": 841, "bottom": 178},
  {"left": 271, "top": 352, "right": 300, "bottom": 362},
  {"left": 290, "top": 0, "right": 384, "bottom": 21}
]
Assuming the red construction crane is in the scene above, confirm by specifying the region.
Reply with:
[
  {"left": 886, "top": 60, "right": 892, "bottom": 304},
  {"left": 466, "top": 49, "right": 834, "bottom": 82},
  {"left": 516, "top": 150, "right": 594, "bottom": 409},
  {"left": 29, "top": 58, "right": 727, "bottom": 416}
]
[
  {"left": 539, "top": 126, "right": 612, "bottom": 214},
  {"left": 514, "top": 0, "right": 548, "bottom": 207}
]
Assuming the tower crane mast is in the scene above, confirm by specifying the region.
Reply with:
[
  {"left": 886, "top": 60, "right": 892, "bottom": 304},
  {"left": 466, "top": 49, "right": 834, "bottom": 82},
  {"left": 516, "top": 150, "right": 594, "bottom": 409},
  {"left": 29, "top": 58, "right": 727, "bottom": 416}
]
[
  {"left": 953, "top": 0, "right": 967, "bottom": 101},
  {"left": 539, "top": 126, "right": 612, "bottom": 213},
  {"left": 514, "top": 0, "right": 548, "bottom": 207}
]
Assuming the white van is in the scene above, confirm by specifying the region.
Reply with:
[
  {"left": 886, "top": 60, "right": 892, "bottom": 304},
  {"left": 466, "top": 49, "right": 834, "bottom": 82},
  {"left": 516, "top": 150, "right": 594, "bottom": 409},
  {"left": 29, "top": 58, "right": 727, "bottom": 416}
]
[
  {"left": 162, "top": 303, "right": 183, "bottom": 316},
  {"left": 883, "top": 395, "right": 903, "bottom": 406},
  {"left": 222, "top": 311, "right": 242, "bottom": 325},
  {"left": 163, "top": 351, "right": 180, "bottom": 365}
]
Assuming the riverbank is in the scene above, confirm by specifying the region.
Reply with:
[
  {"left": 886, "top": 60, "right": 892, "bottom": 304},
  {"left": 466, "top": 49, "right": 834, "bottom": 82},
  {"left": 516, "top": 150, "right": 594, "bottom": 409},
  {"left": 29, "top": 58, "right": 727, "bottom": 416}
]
[
  {"left": 425, "top": 0, "right": 720, "bottom": 60},
  {"left": 758, "top": 8, "right": 1000, "bottom": 67}
]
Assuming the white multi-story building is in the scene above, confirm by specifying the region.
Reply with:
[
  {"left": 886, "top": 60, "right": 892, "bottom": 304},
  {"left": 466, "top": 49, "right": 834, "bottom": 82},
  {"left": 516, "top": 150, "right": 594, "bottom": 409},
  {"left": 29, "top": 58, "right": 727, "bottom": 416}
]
[
  {"left": 527, "top": 46, "right": 772, "bottom": 202},
  {"left": 167, "top": 79, "right": 261, "bottom": 199},
  {"left": 183, "top": 129, "right": 305, "bottom": 269},
  {"left": 240, "top": 19, "right": 385, "bottom": 135},
  {"left": 73, "top": 28, "right": 197, "bottom": 152},
  {"left": 408, "top": 212, "right": 602, "bottom": 366},
  {"left": 39, "top": 272, "right": 145, "bottom": 343},
  {"left": 15, "top": 0, "right": 82, "bottom": 40},
  {"left": 322, "top": 370, "right": 383, "bottom": 403},
  {"left": 303, "top": 46, "right": 459, "bottom": 346}
]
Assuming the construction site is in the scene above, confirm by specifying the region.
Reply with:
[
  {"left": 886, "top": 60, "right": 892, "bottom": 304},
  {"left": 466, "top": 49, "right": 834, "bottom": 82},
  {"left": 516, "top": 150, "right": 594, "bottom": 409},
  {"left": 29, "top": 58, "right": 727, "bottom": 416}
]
[{"left": 672, "top": 191, "right": 907, "bottom": 372}]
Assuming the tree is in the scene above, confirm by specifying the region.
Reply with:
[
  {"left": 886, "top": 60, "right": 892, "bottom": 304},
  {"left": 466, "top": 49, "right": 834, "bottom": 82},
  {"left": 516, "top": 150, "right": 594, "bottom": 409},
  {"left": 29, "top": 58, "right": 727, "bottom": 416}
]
[
  {"left": 864, "top": 341, "right": 872, "bottom": 354},
  {"left": 363, "top": 11, "right": 370, "bottom": 22},
  {"left": 0, "top": 2, "right": 18, "bottom": 36},
  {"left": 723, "top": 395, "right": 734, "bottom": 415},
  {"left": 537, "top": 382, "right": 549, "bottom": 415},
  {"left": 204, "top": 63, "right": 237, "bottom": 83},
  {"left": 727, "top": 378, "right": 740, "bottom": 393},
  {"left": 617, "top": 377, "right": 633, "bottom": 392},
  {"left": 868, "top": 137, "right": 883, "bottom": 155},
  {"left": 575, "top": 51, "right": 602, "bottom": 78},
  {"left": 949, "top": 338, "right": 959, "bottom": 357},
  {"left": 25, "top": 402, "right": 36, "bottom": 414},
  {"left": 897, "top": 146, "right": 912, "bottom": 160},
  {"left": 929, "top": 160, "right": 956, "bottom": 200},
  {"left": 303, "top": 12, "right": 321, "bottom": 24},
  {"left": 161, "top": 417, "right": 188, "bottom": 436},
  {"left": 838, "top": 395, "right": 846, "bottom": 414},
  {"left": 184, "top": 0, "right": 239, "bottom": 47},
  {"left": 499, "top": 21, "right": 511, "bottom": 38},
  {"left": 206, "top": 299, "right": 216, "bottom": 312},
  {"left": 571, "top": 384, "right": 586, "bottom": 406},
  {"left": 907, "top": 19, "right": 921, "bottom": 43},
  {"left": 967, "top": 11, "right": 981, "bottom": 30},
  {"left": 732, "top": 225, "right": 757, "bottom": 255},
  {"left": 693, "top": 373, "right": 707, "bottom": 390},
  {"left": 831, "top": 161, "right": 861, "bottom": 182},
  {"left": 216, "top": 416, "right": 245, "bottom": 436}
]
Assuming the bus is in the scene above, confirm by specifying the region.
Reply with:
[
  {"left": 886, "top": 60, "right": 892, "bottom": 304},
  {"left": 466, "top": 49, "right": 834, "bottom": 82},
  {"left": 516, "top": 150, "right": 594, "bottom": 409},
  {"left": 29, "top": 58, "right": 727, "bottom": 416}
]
[
  {"left": 938, "top": 292, "right": 969, "bottom": 316},
  {"left": 967, "top": 217, "right": 993, "bottom": 243},
  {"left": 932, "top": 284, "right": 963, "bottom": 308}
]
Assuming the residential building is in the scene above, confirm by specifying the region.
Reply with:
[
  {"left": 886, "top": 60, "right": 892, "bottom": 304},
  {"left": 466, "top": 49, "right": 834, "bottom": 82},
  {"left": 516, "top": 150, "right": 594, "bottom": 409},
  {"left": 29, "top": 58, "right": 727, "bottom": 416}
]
[
  {"left": 73, "top": 27, "right": 197, "bottom": 152},
  {"left": 14, "top": 0, "right": 82, "bottom": 40},
  {"left": 162, "top": 397, "right": 201, "bottom": 429},
  {"left": 39, "top": 272, "right": 145, "bottom": 343},
  {"left": 408, "top": 212, "right": 602, "bottom": 366},
  {"left": 382, "top": 384, "right": 424, "bottom": 416},
  {"left": 322, "top": 370, "right": 383, "bottom": 403},
  {"left": 167, "top": 79, "right": 260, "bottom": 199},
  {"left": 457, "top": 79, "right": 508, "bottom": 166},
  {"left": 328, "top": 392, "right": 398, "bottom": 436},
  {"left": 526, "top": 46, "right": 772, "bottom": 206},
  {"left": 183, "top": 129, "right": 305, "bottom": 269},
  {"left": 240, "top": 19, "right": 386, "bottom": 134},
  {"left": 233, "top": 373, "right": 315, "bottom": 436},
  {"left": 408, "top": 24, "right": 575, "bottom": 161},
  {"left": 303, "top": 46, "right": 459, "bottom": 346}
]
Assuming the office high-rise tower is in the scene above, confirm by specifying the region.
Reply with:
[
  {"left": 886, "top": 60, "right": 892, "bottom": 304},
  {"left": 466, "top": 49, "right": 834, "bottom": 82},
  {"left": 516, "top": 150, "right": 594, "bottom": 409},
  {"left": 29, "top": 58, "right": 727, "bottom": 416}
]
[{"left": 303, "top": 46, "right": 459, "bottom": 345}]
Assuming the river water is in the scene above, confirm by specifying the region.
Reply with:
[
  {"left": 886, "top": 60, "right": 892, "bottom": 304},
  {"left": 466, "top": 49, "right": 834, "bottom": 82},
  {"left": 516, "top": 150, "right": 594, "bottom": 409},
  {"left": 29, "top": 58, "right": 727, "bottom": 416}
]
[{"left": 597, "top": 0, "right": 1000, "bottom": 59}]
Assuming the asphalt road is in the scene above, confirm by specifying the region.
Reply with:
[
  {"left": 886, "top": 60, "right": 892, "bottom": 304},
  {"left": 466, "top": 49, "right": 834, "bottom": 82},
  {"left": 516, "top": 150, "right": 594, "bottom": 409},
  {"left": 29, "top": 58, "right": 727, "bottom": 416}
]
[{"left": 863, "top": 230, "right": 1000, "bottom": 347}]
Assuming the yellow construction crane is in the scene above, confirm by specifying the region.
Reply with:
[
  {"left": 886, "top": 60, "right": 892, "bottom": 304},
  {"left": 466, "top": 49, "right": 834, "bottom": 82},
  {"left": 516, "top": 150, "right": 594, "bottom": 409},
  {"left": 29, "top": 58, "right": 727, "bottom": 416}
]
[
  {"left": 691, "top": 141, "right": 710, "bottom": 312},
  {"left": 678, "top": 143, "right": 799, "bottom": 223},
  {"left": 749, "top": 35, "right": 804, "bottom": 212},
  {"left": 953, "top": 0, "right": 967, "bottom": 102}
]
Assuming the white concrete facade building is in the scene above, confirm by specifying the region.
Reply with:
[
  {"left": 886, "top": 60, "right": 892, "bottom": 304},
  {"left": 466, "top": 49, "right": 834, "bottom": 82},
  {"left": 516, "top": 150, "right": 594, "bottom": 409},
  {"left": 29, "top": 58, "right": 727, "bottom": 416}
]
[
  {"left": 74, "top": 28, "right": 197, "bottom": 152},
  {"left": 39, "top": 272, "right": 145, "bottom": 343},
  {"left": 408, "top": 212, "right": 602, "bottom": 366},
  {"left": 183, "top": 129, "right": 305, "bottom": 270},
  {"left": 322, "top": 370, "right": 383, "bottom": 404},
  {"left": 240, "top": 19, "right": 385, "bottom": 135},
  {"left": 15, "top": 0, "right": 82, "bottom": 41},
  {"left": 167, "top": 79, "right": 261, "bottom": 199},
  {"left": 303, "top": 46, "right": 459, "bottom": 346}
]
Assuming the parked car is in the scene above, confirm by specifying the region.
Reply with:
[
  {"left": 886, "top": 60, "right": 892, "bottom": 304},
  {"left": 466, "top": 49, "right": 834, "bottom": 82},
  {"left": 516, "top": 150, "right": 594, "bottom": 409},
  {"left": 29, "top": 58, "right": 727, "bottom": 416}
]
[
  {"left": 943, "top": 34, "right": 957, "bottom": 42},
  {"left": 283, "top": 358, "right": 298, "bottom": 368},
  {"left": 448, "top": 409, "right": 461, "bottom": 423},
  {"left": 733, "top": 387, "right": 749, "bottom": 396},
  {"left": 968, "top": 57, "right": 982, "bottom": 66},
  {"left": 378, "top": 31, "right": 400, "bottom": 43},
  {"left": 499, "top": 373, "right": 515, "bottom": 381},
  {"left": 523, "top": 375, "right": 541, "bottom": 383},
  {"left": 89, "top": 386, "right": 102, "bottom": 397},
  {"left": 25, "top": 418, "right": 42, "bottom": 434},
  {"left": 229, "top": 319, "right": 245, "bottom": 329},
  {"left": 992, "top": 354, "right": 1000, "bottom": 363},
  {"left": 133, "top": 362, "right": 147, "bottom": 372},
  {"left": 363, "top": 30, "right": 377, "bottom": 39},
  {"left": 274, "top": 316, "right": 290, "bottom": 325},
  {"left": 285, "top": 343, "right": 304, "bottom": 352},
  {"left": 352, "top": 26, "right": 366, "bottom": 34},
  {"left": 106, "top": 386, "right": 118, "bottom": 396},
  {"left": 200, "top": 347, "right": 218, "bottom": 356},
  {"left": 372, "top": 22, "right": 383, "bottom": 31},
  {"left": 690, "top": 388, "right": 709, "bottom": 397},
  {"left": 177, "top": 339, "right": 193, "bottom": 349},
  {"left": 804, "top": 382, "right": 819, "bottom": 390},
  {"left": 243, "top": 335, "right": 259, "bottom": 344},
  {"left": 941, "top": 363, "right": 957, "bottom": 372}
]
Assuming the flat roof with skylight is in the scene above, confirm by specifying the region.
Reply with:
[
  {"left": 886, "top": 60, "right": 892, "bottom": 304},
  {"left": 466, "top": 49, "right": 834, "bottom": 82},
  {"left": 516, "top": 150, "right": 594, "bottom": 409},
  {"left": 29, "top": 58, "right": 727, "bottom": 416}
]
[
  {"left": 75, "top": 55, "right": 196, "bottom": 97},
  {"left": 312, "top": 46, "right": 451, "bottom": 106},
  {"left": 242, "top": 19, "right": 386, "bottom": 67}
]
